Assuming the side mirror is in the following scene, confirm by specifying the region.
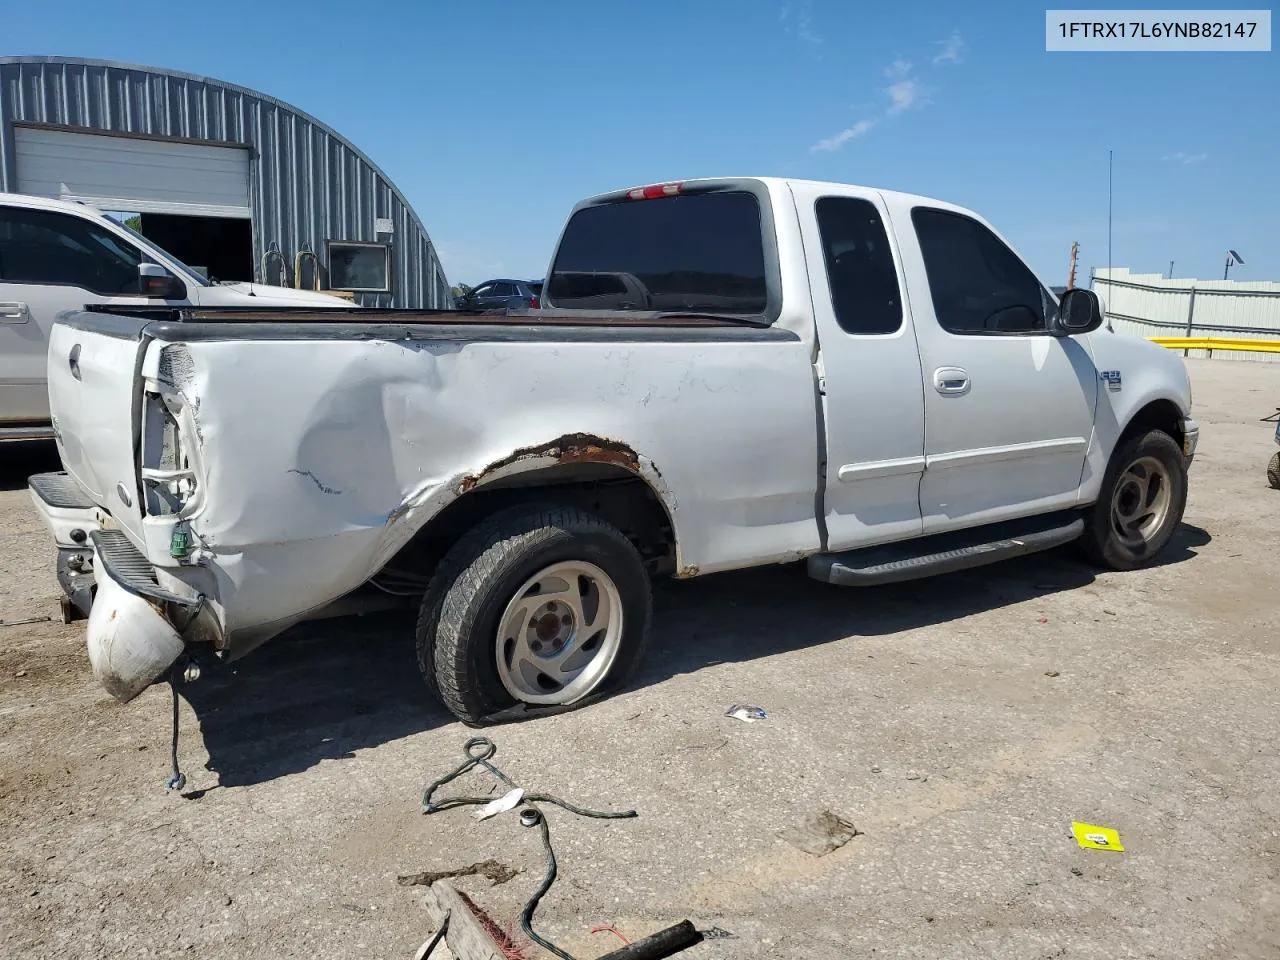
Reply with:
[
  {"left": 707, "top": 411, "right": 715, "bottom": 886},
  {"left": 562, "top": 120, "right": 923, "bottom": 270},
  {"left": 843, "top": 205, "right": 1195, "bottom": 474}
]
[
  {"left": 1052, "top": 288, "right": 1103, "bottom": 336},
  {"left": 138, "top": 263, "right": 186, "bottom": 300}
]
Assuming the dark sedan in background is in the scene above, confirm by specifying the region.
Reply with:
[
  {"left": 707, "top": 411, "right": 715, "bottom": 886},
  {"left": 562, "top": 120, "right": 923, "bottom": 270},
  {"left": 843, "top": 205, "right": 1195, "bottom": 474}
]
[{"left": 454, "top": 278, "right": 542, "bottom": 311}]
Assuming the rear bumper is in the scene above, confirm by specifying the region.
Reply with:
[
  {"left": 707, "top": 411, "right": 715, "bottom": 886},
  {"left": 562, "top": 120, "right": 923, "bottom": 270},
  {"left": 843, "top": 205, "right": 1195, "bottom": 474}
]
[
  {"left": 29, "top": 472, "right": 204, "bottom": 702},
  {"left": 85, "top": 530, "right": 206, "bottom": 703},
  {"left": 29, "top": 472, "right": 101, "bottom": 622}
]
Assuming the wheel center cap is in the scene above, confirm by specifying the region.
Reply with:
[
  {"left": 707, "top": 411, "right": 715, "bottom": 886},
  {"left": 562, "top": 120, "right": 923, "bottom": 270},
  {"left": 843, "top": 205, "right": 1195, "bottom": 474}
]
[{"left": 535, "top": 613, "right": 562, "bottom": 642}]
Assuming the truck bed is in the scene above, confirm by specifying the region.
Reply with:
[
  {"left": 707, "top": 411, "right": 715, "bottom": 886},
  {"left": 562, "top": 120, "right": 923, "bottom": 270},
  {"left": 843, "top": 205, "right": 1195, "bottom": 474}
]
[{"left": 79, "top": 302, "right": 776, "bottom": 330}]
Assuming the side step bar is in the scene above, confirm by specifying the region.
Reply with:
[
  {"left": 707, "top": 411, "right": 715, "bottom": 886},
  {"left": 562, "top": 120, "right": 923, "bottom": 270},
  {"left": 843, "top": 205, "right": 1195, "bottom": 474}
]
[{"left": 809, "top": 512, "right": 1085, "bottom": 586}]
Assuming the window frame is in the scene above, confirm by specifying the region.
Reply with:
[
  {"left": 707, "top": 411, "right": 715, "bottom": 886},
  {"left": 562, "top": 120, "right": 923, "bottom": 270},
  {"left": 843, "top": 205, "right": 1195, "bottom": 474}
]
[
  {"left": 910, "top": 205, "right": 1058, "bottom": 338},
  {"left": 0, "top": 206, "right": 152, "bottom": 297},
  {"left": 324, "top": 239, "right": 393, "bottom": 294},
  {"left": 814, "top": 194, "right": 905, "bottom": 337}
]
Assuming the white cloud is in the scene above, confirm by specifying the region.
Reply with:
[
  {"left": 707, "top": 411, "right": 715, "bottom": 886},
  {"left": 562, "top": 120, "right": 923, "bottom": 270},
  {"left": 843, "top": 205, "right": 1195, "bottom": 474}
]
[
  {"left": 798, "top": 15, "right": 822, "bottom": 45},
  {"left": 809, "top": 35, "right": 960, "bottom": 153},
  {"left": 885, "top": 58, "right": 913, "bottom": 79},
  {"left": 811, "top": 119, "right": 877, "bottom": 153},
  {"left": 1163, "top": 151, "right": 1208, "bottom": 165},
  {"left": 780, "top": 1, "right": 822, "bottom": 45},
  {"left": 933, "top": 29, "right": 965, "bottom": 64},
  {"left": 885, "top": 78, "right": 925, "bottom": 114}
]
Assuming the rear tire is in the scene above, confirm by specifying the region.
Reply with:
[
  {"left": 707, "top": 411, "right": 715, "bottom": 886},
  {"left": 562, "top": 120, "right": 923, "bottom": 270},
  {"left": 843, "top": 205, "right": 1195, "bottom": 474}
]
[
  {"left": 415, "top": 504, "right": 651, "bottom": 725},
  {"left": 1268, "top": 452, "right": 1280, "bottom": 490},
  {"left": 1079, "top": 429, "right": 1187, "bottom": 571}
]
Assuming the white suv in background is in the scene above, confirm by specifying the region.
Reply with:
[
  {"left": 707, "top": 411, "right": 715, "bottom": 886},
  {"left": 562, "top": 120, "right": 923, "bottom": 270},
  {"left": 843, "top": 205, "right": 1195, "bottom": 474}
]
[{"left": 0, "top": 193, "right": 349, "bottom": 441}]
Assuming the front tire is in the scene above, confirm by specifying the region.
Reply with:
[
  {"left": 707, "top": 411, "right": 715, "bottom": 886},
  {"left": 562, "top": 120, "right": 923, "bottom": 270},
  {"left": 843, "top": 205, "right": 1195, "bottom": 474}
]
[
  {"left": 415, "top": 504, "right": 651, "bottom": 725},
  {"left": 1080, "top": 429, "right": 1188, "bottom": 571},
  {"left": 1268, "top": 452, "right": 1280, "bottom": 490}
]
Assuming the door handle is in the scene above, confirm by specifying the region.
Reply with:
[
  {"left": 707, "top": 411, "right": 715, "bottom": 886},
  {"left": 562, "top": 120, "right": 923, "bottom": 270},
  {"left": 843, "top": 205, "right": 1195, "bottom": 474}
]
[
  {"left": 69, "top": 343, "right": 82, "bottom": 381},
  {"left": 0, "top": 301, "right": 30, "bottom": 323},
  {"left": 933, "top": 366, "right": 970, "bottom": 395}
]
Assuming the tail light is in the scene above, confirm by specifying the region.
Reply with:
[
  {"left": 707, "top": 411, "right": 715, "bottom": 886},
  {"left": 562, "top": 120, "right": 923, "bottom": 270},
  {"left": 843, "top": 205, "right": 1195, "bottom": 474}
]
[
  {"left": 139, "top": 346, "right": 203, "bottom": 520},
  {"left": 140, "top": 390, "right": 197, "bottom": 516},
  {"left": 529, "top": 295, "right": 541, "bottom": 309}
]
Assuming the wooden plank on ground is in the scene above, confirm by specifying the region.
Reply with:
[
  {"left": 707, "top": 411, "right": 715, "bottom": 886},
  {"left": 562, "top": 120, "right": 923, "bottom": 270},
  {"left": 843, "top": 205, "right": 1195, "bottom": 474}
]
[{"left": 422, "top": 880, "right": 506, "bottom": 960}]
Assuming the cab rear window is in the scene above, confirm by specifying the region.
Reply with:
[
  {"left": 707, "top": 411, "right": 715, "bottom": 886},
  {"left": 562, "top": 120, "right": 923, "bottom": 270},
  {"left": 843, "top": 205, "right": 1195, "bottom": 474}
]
[{"left": 547, "top": 191, "right": 767, "bottom": 314}]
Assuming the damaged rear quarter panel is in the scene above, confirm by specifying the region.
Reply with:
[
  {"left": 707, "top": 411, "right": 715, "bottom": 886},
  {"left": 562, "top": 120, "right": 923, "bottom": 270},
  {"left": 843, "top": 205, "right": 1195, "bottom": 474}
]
[{"left": 155, "top": 331, "right": 821, "bottom": 635}]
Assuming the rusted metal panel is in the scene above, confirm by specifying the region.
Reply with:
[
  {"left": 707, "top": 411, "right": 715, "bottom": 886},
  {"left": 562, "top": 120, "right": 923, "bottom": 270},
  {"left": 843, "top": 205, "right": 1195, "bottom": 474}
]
[
  {"left": 0, "top": 56, "right": 449, "bottom": 308},
  {"left": 458, "top": 434, "right": 642, "bottom": 493}
]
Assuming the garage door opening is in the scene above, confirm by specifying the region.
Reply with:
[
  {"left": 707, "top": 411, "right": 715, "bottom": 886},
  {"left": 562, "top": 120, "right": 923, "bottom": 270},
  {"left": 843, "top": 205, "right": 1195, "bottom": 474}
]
[
  {"left": 108, "top": 212, "right": 253, "bottom": 283},
  {"left": 17, "top": 126, "right": 256, "bottom": 283},
  {"left": 133, "top": 214, "right": 253, "bottom": 282}
]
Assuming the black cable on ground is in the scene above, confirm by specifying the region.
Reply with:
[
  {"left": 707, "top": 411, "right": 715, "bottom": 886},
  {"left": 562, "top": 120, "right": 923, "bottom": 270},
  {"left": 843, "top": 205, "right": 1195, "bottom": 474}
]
[
  {"left": 421, "top": 737, "right": 636, "bottom": 960},
  {"left": 518, "top": 809, "right": 573, "bottom": 960},
  {"left": 422, "top": 737, "right": 638, "bottom": 821},
  {"left": 414, "top": 911, "right": 450, "bottom": 960},
  {"left": 165, "top": 675, "right": 186, "bottom": 792}
]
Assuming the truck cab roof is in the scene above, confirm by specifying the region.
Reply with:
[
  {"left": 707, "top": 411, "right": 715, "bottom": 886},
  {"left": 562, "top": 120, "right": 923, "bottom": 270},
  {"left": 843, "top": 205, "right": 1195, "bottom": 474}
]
[
  {"left": 0, "top": 191, "right": 122, "bottom": 215},
  {"left": 581, "top": 176, "right": 972, "bottom": 217}
]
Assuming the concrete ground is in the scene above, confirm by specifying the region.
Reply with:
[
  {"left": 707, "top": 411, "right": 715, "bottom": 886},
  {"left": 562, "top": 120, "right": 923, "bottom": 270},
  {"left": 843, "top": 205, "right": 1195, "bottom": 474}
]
[{"left": 1, "top": 357, "right": 1278, "bottom": 960}]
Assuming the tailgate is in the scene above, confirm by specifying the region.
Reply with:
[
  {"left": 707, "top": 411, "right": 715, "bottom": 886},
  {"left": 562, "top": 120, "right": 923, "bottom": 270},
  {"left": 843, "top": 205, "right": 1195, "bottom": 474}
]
[{"left": 48, "top": 312, "right": 150, "bottom": 535}]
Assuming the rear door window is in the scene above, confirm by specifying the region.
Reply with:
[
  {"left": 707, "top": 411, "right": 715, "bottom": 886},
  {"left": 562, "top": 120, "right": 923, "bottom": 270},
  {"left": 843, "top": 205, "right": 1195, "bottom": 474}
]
[
  {"left": 547, "top": 190, "right": 767, "bottom": 314},
  {"left": 815, "top": 197, "right": 903, "bottom": 335}
]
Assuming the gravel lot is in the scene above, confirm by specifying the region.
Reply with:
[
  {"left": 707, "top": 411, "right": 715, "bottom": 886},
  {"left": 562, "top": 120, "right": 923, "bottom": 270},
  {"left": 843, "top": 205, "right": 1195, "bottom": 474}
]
[{"left": 1, "top": 357, "right": 1278, "bottom": 960}]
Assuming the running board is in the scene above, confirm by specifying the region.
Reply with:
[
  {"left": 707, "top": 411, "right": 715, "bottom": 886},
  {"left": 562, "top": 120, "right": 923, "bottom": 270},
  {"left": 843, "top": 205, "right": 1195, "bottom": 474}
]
[{"left": 808, "top": 512, "right": 1085, "bottom": 586}]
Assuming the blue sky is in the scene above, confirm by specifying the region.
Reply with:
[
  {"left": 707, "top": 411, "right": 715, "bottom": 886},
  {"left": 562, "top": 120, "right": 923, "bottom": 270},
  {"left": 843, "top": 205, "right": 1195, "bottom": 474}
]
[{"left": 6, "top": 1, "right": 1276, "bottom": 286}]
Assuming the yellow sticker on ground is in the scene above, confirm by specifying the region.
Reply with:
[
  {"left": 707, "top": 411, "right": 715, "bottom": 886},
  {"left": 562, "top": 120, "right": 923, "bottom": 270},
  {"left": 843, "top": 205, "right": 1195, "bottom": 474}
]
[{"left": 1072, "top": 821, "right": 1124, "bottom": 852}]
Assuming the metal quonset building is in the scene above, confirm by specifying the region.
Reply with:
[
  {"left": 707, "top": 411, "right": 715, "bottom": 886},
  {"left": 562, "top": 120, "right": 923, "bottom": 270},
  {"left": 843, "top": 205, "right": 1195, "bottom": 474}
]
[{"left": 0, "top": 56, "right": 449, "bottom": 307}]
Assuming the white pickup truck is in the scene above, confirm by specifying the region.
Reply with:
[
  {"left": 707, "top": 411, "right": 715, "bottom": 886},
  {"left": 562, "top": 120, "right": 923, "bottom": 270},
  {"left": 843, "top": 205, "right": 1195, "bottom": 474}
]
[
  {"left": 29, "top": 177, "right": 1198, "bottom": 725},
  {"left": 0, "top": 192, "right": 348, "bottom": 442}
]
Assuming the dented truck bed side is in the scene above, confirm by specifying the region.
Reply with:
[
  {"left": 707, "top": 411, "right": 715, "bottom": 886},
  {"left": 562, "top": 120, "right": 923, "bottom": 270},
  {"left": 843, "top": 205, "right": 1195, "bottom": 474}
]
[{"left": 47, "top": 311, "right": 824, "bottom": 660}]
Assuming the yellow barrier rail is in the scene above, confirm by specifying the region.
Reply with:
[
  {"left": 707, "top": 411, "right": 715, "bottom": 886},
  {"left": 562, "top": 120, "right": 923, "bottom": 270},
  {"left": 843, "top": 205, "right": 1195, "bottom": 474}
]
[{"left": 1148, "top": 336, "right": 1280, "bottom": 354}]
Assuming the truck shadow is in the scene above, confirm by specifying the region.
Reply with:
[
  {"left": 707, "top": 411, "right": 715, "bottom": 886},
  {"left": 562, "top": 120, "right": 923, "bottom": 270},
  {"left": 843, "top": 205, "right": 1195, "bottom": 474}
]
[
  {"left": 639, "top": 521, "right": 1212, "bottom": 685},
  {"left": 181, "top": 610, "right": 448, "bottom": 789},
  {"left": 180, "top": 522, "right": 1210, "bottom": 789},
  {"left": 0, "top": 441, "right": 61, "bottom": 491}
]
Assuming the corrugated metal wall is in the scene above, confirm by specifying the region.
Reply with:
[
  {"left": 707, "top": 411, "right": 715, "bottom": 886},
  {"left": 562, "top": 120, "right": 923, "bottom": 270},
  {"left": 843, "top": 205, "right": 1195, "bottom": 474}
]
[
  {"left": 0, "top": 56, "right": 449, "bottom": 308},
  {"left": 1093, "top": 268, "right": 1280, "bottom": 363}
]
